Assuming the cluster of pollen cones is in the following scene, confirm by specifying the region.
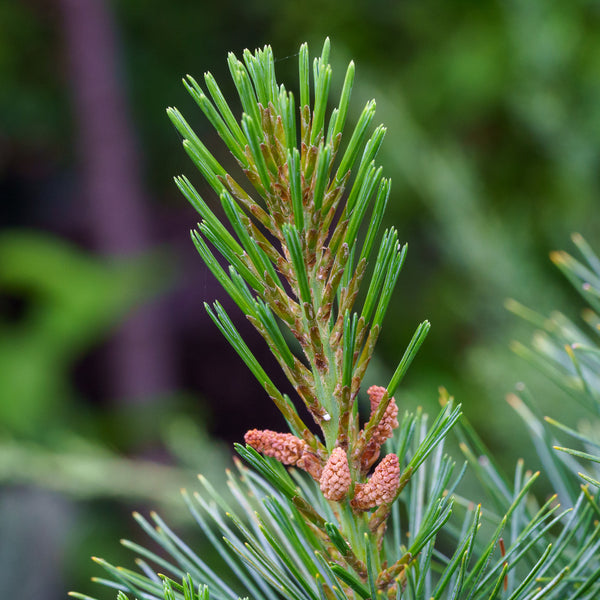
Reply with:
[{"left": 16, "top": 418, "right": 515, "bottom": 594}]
[{"left": 244, "top": 386, "right": 401, "bottom": 511}]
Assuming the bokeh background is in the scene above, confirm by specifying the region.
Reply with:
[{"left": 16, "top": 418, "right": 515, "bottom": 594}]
[{"left": 2, "top": 0, "right": 600, "bottom": 598}]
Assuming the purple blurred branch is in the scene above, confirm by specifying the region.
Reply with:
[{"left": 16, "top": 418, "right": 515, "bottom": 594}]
[{"left": 57, "top": 0, "right": 174, "bottom": 403}]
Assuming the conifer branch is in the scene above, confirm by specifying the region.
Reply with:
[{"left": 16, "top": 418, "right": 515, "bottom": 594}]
[{"left": 72, "top": 40, "right": 600, "bottom": 600}]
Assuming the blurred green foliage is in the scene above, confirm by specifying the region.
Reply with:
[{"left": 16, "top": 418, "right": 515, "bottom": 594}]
[
  {"left": 0, "top": 231, "right": 161, "bottom": 434},
  {"left": 0, "top": 228, "right": 233, "bottom": 492}
]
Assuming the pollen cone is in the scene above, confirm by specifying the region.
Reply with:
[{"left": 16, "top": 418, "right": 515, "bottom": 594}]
[
  {"left": 361, "top": 386, "right": 399, "bottom": 471},
  {"left": 244, "top": 429, "right": 307, "bottom": 465},
  {"left": 352, "top": 453, "right": 400, "bottom": 510},
  {"left": 320, "top": 447, "right": 351, "bottom": 501}
]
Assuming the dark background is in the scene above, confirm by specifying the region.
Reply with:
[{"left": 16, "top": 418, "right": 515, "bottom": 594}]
[{"left": 2, "top": 0, "right": 600, "bottom": 598}]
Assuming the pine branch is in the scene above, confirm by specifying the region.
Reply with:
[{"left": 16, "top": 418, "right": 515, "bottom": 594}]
[{"left": 72, "top": 39, "right": 600, "bottom": 600}]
